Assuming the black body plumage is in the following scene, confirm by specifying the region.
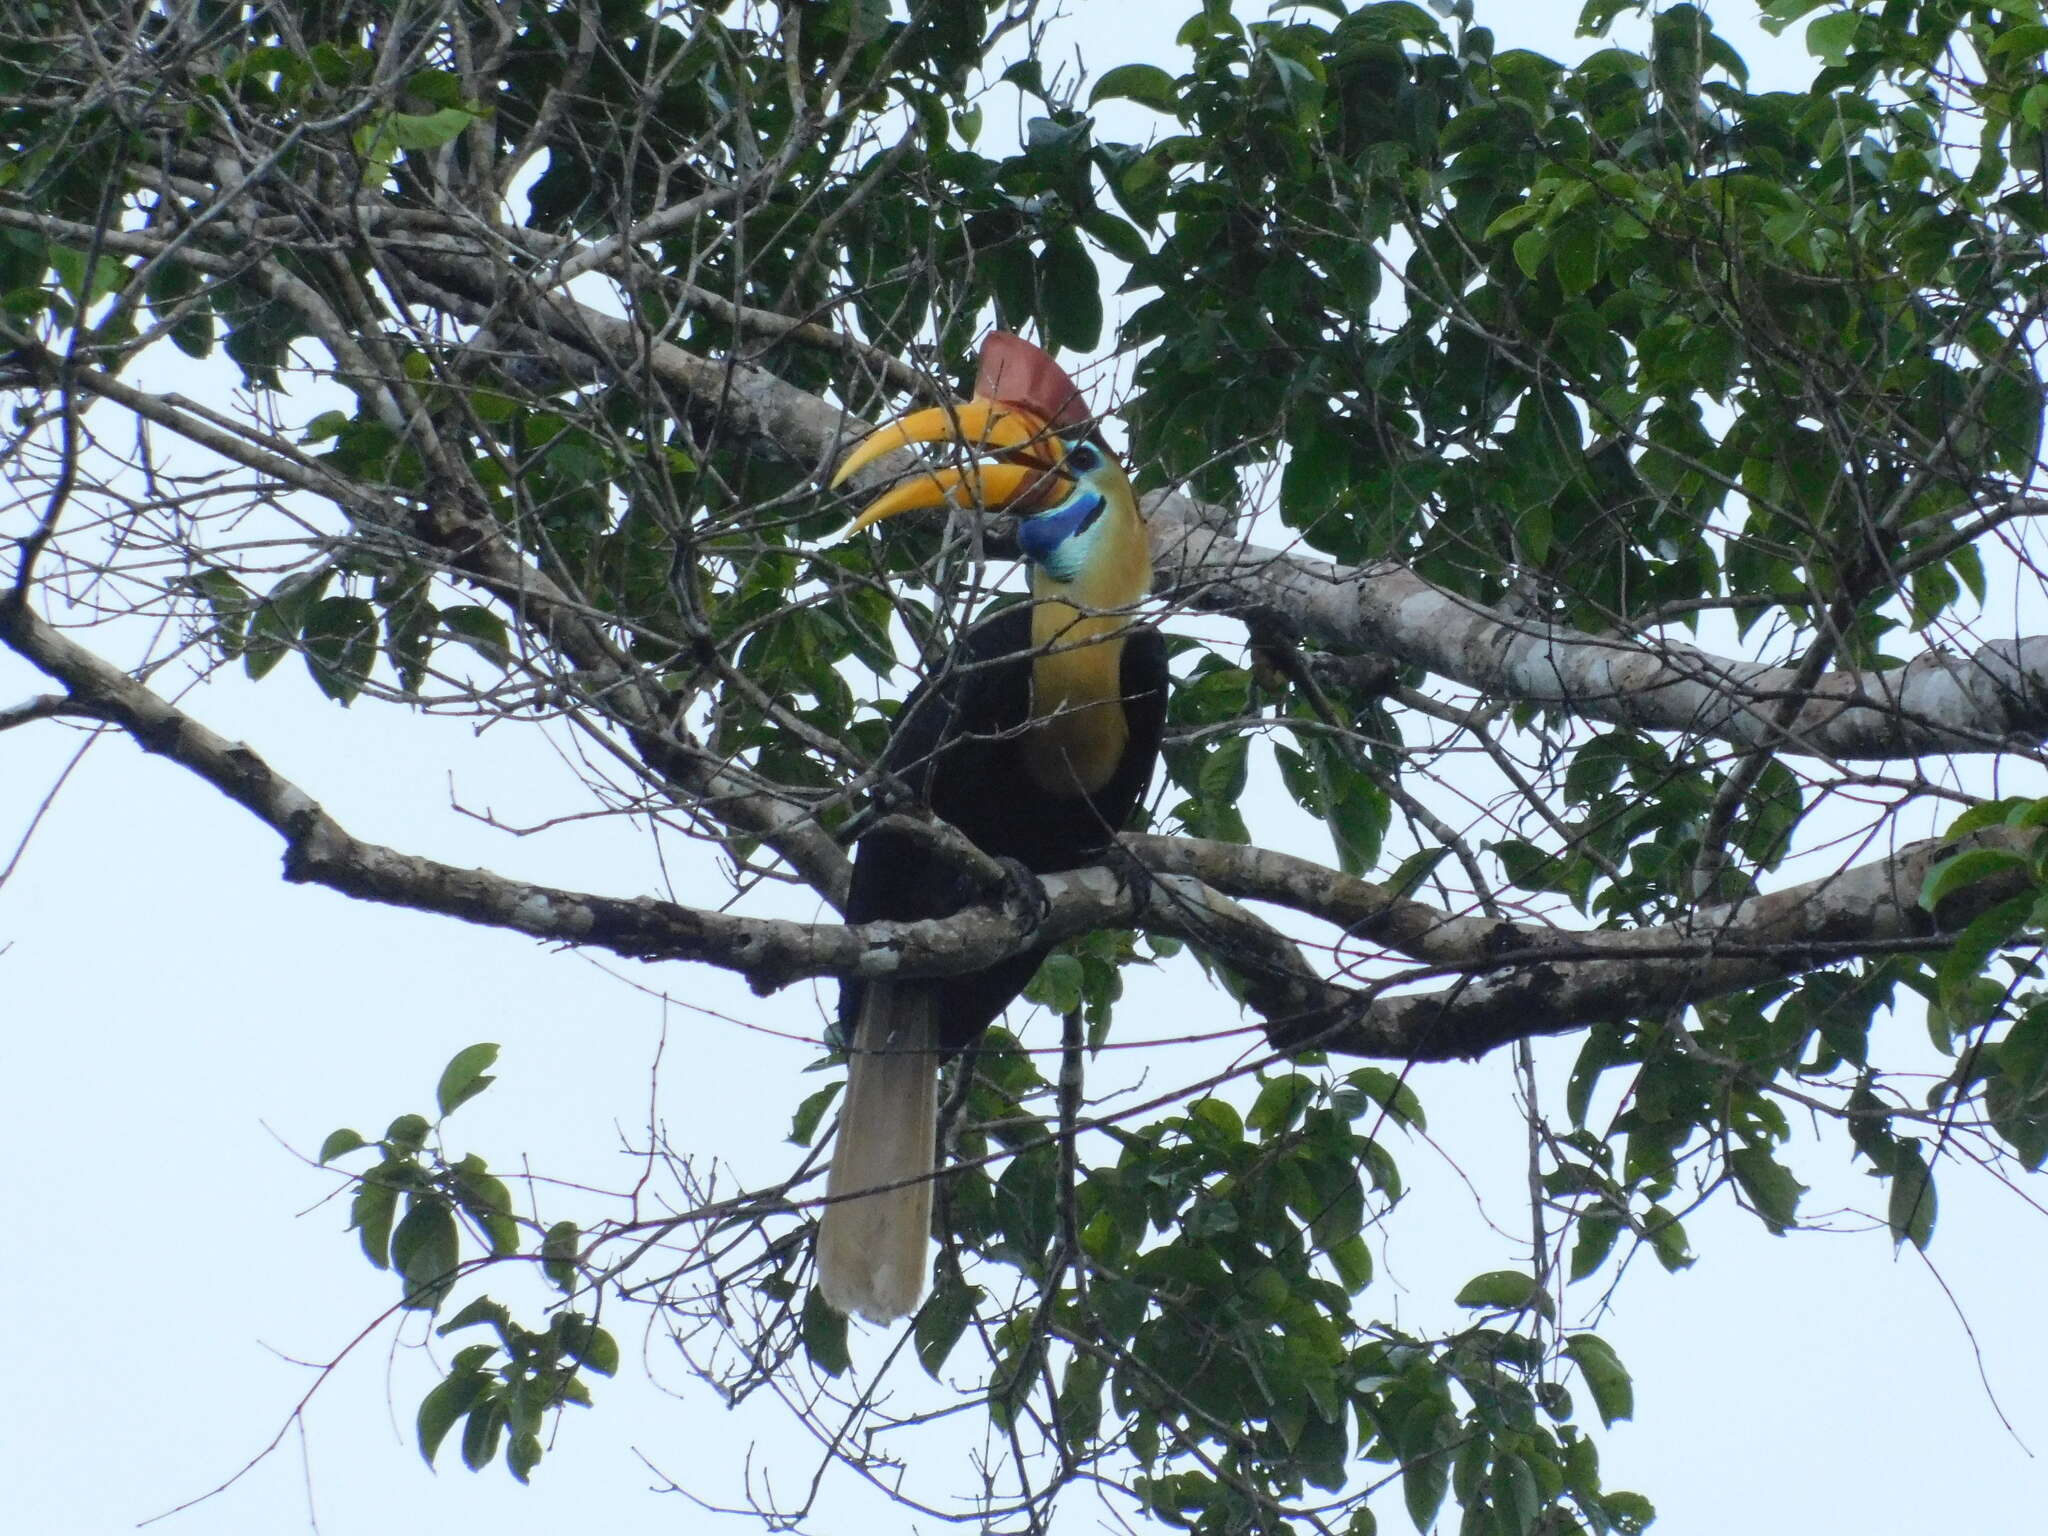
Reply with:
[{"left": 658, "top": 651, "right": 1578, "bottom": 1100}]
[{"left": 840, "top": 603, "right": 1169, "bottom": 1053}]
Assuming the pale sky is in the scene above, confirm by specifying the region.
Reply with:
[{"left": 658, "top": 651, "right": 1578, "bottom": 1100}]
[{"left": 5, "top": 4, "right": 2045, "bottom": 1533}]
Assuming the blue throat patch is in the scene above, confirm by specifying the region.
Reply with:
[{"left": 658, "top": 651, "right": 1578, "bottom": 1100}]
[{"left": 1017, "top": 489, "right": 1105, "bottom": 584}]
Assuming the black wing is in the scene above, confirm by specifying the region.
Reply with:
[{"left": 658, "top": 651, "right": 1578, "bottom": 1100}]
[{"left": 840, "top": 608, "right": 1166, "bottom": 1053}]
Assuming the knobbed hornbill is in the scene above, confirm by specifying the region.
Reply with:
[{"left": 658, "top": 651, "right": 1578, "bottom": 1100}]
[{"left": 816, "top": 334, "right": 1167, "bottom": 1323}]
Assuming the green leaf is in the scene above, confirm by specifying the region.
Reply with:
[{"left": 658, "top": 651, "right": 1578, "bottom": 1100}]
[
  {"left": 416, "top": 1367, "right": 488, "bottom": 1465},
  {"left": 1493, "top": 1454, "right": 1541, "bottom": 1535},
  {"left": 1805, "top": 9, "right": 1861, "bottom": 64},
  {"left": 1728, "top": 1146, "right": 1806, "bottom": 1233},
  {"left": 802, "top": 1286, "right": 851, "bottom": 1377},
  {"left": 243, "top": 567, "right": 330, "bottom": 680},
  {"left": 47, "top": 244, "right": 124, "bottom": 305},
  {"left": 556, "top": 1376, "right": 592, "bottom": 1409},
  {"left": 1887, "top": 1140, "right": 1937, "bottom": 1251},
  {"left": 1920, "top": 846, "right": 2026, "bottom": 914},
  {"left": 1759, "top": 0, "right": 1828, "bottom": 35},
  {"left": 1935, "top": 893, "right": 2033, "bottom": 1009},
  {"left": 145, "top": 256, "right": 213, "bottom": 358},
  {"left": 1346, "top": 1066, "right": 1426, "bottom": 1130},
  {"left": 440, "top": 604, "right": 510, "bottom": 664},
  {"left": 788, "top": 1081, "right": 843, "bottom": 1146},
  {"left": 1381, "top": 846, "right": 1449, "bottom": 904},
  {"left": 1039, "top": 231, "right": 1102, "bottom": 354},
  {"left": 449, "top": 1155, "right": 517, "bottom": 1256},
  {"left": 1186, "top": 1096, "right": 1243, "bottom": 1143},
  {"left": 1089, "top": 63, "right": 1179, "bottom": 113},
  {"left": 994, "top": 1146, "right": 1060, "bottom": 1266},
  {"left": 1553, "top": 219, "right": 1600, "bottom": 294},
  {"left": 1563, "top": 1333, "right": 1634, "bottom": 1426},
  {"left": 392, "top": 1197, "right": 461, "bottom": 1309},
  {"left": 1569, "top": 1209, "right": 1623, "bottom": 1281},
  {"left": 1056, "top": 1351, "right": 1105, "bottom": 1451},
  {"left": 541, "top": 1220, "right": 580, "bottom": 1293},
  {"left": 1320, "top": 756, "right": 1388, "bottom": 875},
  {"left": 1327, "top": 1234, "right": 1373, "bottom": 1291},
  {"left": 459, "top": 1394, "right": 506, "bottom": 1471},
  {"left": 180, "top": 569, "right": 249, "bottom": 659},
  {"left": 1990, "top": 1004, "right": 2048, "bottom": 1168},
  {"left": 365, "top": 105, "right": 477, "bottom": 155},
  {"left": 1026, "top": 951, "right": 1085, "bottom": 1014},
  {"left": 301, "top": 410, "right": 349, "bottom": 444},
  {"left": 401, "top": 67, "right": 468, "bottom": 108},
  {"left": 913, "top": 1275, "right": 978, "bottom": 1379},
  {"left": 1644, "top": 1205, "right": 1694, "bottom": 1271},
  {"left": 436, "top": 1042, "right": 500, "bottom": 1117},
  {"left": 300, "top": 594, "right": 378, "bottom": 702},
  {"left": 507, "top": 1430, "right": 543, "bottom": 1483},
  {"left": 319, "top": 1128, "right": 366, "bottom": 1164},
  {"left": 1484, "top": 201, "right": 1541, "bottom": 239},
  {"left": 565, "top": 1319, "right": 619, "bottom": 1376},
  {"left": 350, "top": 1177, "right": 399, "bottom": 1269},
  {"left": 1080, "top": 208, "right": 1150, "bottom": 265},
  {"left": 1199, "top": 734, "right": 1250, "bottom": 806},
  {"left": 437, "top": 1296, "right": 510, "bottom": 1337},
  {"left": 1248, "top": 1073, "right": 1316, "bottom": 1136},
  {"left": 1605, "top": 1490, "right": 1657, "bottom": 1532},
  {"left": 1989, "top": 22, "right": 2048, "bottom": 59},
  {"left": 1398, "top": 1411, "right": 1450, "bottom": 1531},
  {"left": 1454, "top": 1269, "right": 1543, "bottom": 1313}
]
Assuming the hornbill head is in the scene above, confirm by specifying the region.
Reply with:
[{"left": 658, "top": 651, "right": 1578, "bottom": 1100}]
[{"left": 830, "top": 334, "right": 1148, "bottom": 606}]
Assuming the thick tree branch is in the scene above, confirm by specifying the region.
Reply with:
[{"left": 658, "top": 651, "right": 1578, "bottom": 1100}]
[
  {"left": 1179, "top": 828, "right": 2029, "bottom": 1060},
  {"left": 1157, "top": 523, "right": 2048, "bottom": 763},
  {"left": 0, "top": 585, "right": 1323, "bottom": 1004},
  {"left": 8, "top": 581, "right": 2023, "bottom": 1064},
  {"left": 549, "top": 321, "right": 2048, "bottom": 761}
]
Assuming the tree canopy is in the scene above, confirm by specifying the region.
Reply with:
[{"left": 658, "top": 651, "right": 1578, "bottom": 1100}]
[{"left": 5, "top": 0, "right": 2047, "bottom": 1531}]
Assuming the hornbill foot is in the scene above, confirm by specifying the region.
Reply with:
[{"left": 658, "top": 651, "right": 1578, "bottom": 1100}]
[
  {"left": 1100, "top": 837, "right": 1157, "bottom": 918},
  {"left": 993, "top": 855, "right": 1052, "bottom": 936}
]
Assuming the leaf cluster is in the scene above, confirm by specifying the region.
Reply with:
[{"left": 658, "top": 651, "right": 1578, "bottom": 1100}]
[
  {"left": 320, "top": 1044, "right": 616, "bottom": 1485},
  {"left": 8, "top": 0, "right": 2048, "bottom": 1531}
]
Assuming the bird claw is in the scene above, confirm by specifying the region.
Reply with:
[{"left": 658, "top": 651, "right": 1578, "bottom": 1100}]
[
  {"left": 1100, "top": 838, "right": 1155, "bottom": 915},
  {"left": 994, "top": 856, "right": 1051, "bottom": 934}
]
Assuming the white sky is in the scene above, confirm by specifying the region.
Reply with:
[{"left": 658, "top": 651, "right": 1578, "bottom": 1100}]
[{"left": 5, "top": 3, "right": 2046, "bottom": 1533}]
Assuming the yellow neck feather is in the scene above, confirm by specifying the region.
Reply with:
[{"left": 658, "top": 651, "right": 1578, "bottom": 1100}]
[{"left": 1022, "top": 473, "right": 1150, "bottom": 797}]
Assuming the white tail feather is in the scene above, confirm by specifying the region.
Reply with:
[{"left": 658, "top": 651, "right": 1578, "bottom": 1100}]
[{"left": 816, "top": 983, "right": 939, "bottom": 1323}]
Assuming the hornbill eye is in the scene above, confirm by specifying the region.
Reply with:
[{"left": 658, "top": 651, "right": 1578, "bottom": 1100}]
[{"left": 1064, "top": 441, "right": 1102, "bottom": 475}]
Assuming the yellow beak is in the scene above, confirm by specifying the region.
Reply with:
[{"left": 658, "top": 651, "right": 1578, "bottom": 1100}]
[{"left": 831, "top": 399, "right": 1072, "bottom": 535}]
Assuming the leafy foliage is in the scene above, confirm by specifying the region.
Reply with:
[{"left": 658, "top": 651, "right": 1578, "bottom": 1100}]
[
  {"left": 6, "top": 0, "right": 2048, "bottom": 1531},
  {"left": 321, "top": 1046, "right": 616, "bottom": 1484}
]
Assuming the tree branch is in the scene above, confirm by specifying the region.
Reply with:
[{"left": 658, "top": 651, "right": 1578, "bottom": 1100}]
[
  {"left": 1155, "top": 518, "right": 2048, "bottom": 760},
  {"left": 7, "top": 580, "right": 2021, "bottom": 1064},
  {"left": 0, "top": 692, "right": 112, "bottom": 731},
  {"left": 1162, "top": 828, "right": 2027, "bottom": 1060},
  {"left": 546, "top": 316, "right": 2048, "bottom": 762},
  {"left": 0, "top": 584, "right": 1322, "bottom": 1004}
]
